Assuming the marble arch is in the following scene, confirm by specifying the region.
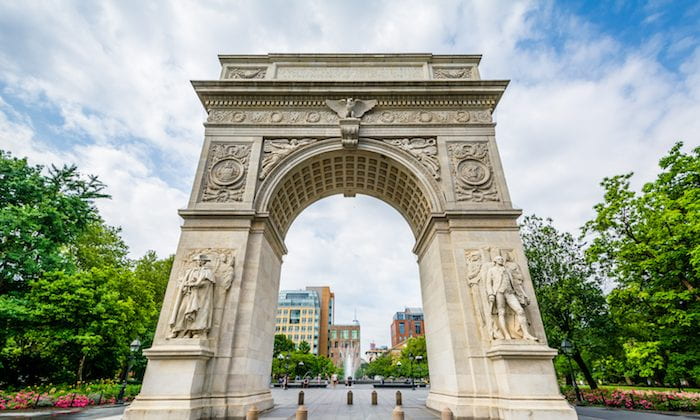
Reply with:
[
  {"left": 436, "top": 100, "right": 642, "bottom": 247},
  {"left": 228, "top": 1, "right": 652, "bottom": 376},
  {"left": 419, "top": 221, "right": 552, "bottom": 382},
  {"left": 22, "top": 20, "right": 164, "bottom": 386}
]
[{"left": 124, "top": 54, "right": 577, "bottom": 420}]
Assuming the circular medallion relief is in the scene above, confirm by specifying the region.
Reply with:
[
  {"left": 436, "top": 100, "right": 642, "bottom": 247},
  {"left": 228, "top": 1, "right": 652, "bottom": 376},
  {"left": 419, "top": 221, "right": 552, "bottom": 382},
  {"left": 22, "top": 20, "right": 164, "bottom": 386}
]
[
  {"left": 232, "top": 111, "right": 246, "bottom": 122},
  {"left": 456, "top": 111, "right": 470, "bottom": 123},
  {"left": 419, "top": 111, "right": 433, "bottom": 122},
  {"left": 270, "top": 112, "right": 283, "bottom": 123},
  {"left": 210, "top": 158, "right": 245, "bottom": 186},
  {"left": 306, "top": 111, "right": 320, "bottom": 123},
  {"left": 458, "top": 159, "right": 490, "bottom": 186},
  {"left": 380, "top": 111, "right": 395, "bottom": 123}
]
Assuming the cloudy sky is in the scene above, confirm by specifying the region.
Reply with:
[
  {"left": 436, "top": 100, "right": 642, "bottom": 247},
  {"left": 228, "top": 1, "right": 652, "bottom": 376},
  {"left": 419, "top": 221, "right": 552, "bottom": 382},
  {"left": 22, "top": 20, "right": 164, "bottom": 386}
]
[{"left": 1, "top": 1, "right": 698, "bottom": 357}]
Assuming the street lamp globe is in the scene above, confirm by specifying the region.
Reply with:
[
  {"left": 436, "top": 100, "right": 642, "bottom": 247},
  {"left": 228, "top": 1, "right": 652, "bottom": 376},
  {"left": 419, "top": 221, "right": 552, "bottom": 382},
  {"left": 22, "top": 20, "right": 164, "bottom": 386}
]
[
  {"left": 130, "top": 339, "right": 141, "bottom": 353},
  {"left": 561, "top": 339, "right": 573, "bottom": 355}
]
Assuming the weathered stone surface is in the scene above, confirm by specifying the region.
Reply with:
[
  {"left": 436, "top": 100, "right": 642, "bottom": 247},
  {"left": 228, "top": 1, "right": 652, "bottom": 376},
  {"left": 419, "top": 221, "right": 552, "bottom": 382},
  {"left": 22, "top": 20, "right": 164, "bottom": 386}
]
[{"left": 125, "top": 54, "right": 576, "bottom": 420}]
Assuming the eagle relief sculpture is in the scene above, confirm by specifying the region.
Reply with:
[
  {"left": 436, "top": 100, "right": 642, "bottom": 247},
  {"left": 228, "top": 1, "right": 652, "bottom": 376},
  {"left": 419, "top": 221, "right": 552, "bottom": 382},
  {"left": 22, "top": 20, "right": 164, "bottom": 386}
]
[
  {"left": 325, "top": 98, "right": 378, "bottom": 148},
  {"left": 168, "top": 251, "right": 235, "bottom": 339},
  {"left": 325, "top": 98, "right": 377, "bottom": 119}
]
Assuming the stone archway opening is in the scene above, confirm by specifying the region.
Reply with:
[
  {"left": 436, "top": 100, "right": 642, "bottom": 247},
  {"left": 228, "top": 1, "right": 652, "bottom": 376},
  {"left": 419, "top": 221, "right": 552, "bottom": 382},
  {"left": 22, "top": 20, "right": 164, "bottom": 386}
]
[{"left": 277, "top": 193, "right": 421, "bottom": 382}]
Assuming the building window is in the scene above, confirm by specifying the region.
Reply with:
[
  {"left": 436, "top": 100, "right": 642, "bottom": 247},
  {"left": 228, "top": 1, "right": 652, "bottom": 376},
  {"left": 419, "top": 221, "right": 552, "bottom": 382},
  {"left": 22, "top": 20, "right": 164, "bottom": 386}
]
[
  {"left": 289, "top": 309, "right": 301, "bottom": 324},
  {"left": 415, "top": 322, "right": 421, "bottom": 334},
  {"left": 399, "top": 323, "right": 405, "bottom": 335},
  {"left": 351, "top": 330, "right": 359, "bottom": 339},
  {"left": 330, "top": 330, "right": 337, "bottom": 339},
  {"left": 342, "top": 330, "right": 349, "bottom": 339}
]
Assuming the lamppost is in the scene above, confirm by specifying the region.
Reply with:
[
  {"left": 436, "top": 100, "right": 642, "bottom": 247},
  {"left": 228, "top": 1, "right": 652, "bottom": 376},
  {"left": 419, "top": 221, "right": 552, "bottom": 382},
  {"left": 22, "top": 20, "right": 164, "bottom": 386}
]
[
  {"left": 117, "top": 339, "right": 141, "bottom": 403},
  {"left": 409, "top": 354, "right": 415, "bottom": 389},
  {"left": 561, "top": 339, "right": 582, "bottom": 403},
  {"left": 396, "top": 361, "right": 402, "bottom": 382},
  {"left": 278, "top": 353, "right": 290, "bottom": 389},
  {"left": 415, "top": 355, "right": 423, "bottom": 388}
]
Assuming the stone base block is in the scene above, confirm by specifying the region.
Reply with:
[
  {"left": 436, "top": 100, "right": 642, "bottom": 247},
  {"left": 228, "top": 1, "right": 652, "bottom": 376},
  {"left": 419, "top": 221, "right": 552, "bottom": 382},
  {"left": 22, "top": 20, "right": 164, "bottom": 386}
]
[
  {"left": 426, "top": 392, "right": 577, "bottom": 420},
  {"left": 124, "top": 392, "right": 274, "bottom": 420}
]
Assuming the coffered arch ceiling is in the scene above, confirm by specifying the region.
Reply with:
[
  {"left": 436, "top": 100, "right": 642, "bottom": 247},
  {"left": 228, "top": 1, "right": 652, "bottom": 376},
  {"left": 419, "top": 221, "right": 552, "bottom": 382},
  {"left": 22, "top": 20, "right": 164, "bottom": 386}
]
[{"left": 257, "top": 140, "right": 444, "bottom": 240}]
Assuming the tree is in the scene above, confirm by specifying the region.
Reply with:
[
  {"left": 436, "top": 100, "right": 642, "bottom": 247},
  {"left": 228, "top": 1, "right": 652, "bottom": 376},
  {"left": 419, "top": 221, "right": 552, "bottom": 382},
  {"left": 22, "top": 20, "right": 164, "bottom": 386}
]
[
  {"left": 0, "top": 150, "right": 107, "bottom": 293},
  {"left": 583, "top": 142, "right": 700, "bottom": 386},
  {"left": 521, "top": 215, "right": 614, "bottom": 389},
  {"left": 273, "top": 334, "right": 296, "bottom": 357},
  {"left": 297, "top": 340, "right": 311, "bottom": 354},
  {"left": 2, "top": 267, "right": 156, "bottom": 384},
  {"left": 70, "top": 222, "right": 130, "bottom": 270},
  {"left": 364, "top": 353, "right": 395, "bottom": 378},
  {"left": 131, "top": 251, "right": 173, "bottom": 380}
]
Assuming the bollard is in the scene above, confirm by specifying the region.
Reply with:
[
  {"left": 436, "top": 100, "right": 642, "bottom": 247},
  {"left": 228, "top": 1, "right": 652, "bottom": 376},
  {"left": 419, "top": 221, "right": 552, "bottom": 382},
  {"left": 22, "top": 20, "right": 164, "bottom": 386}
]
[
  {"left": 371, "top": 390, "right": 378, "bottom": 405},
  {"left": 245, "top": 405, "right": 259, "bottom": 420},
  {"left": 297, "top": 390, "right": 304, "bottom": 406},
  {"left": 347, "top": 389, "right": 353, "bottom": 405},
  {"left": 392, "top": 405, "right": 405, "bottom": 420},
  {"left": 441, "top": 407, "right": 454, "bottom": 420},
  {"left": 395, "top": 390, "right": 402, "bottom": 406},
  {"left": 295, "top": 405, "right": 308, "bottom": 420}
]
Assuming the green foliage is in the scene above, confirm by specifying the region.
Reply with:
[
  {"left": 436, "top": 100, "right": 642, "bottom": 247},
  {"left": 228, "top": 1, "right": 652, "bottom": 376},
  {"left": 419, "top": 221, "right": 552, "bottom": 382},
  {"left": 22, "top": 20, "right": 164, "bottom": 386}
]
[
  {"left": 271, "top": 350, "right": 338, "bottom": 379},
  {"left": 297, "top": 340, "right": 311, "bottom": 354},
  {"left": 1, "top": 267, "right": 156, "bottom": 384},
  {"left": 583, "top": 142, "right": 700, "bottom": 386},
  {"left": 272, "top": 334, "right": 296, "bottom": 357},
  {"left": 364, "top": 353, "right": 395, "bottom": 378},
  {"left": 521, "top": 215, "right": 614, "bottom": 388},
  {"left": 0, "top": 150, "right": 173, "bottom": 386},
  {"left": 363, "top": 337, "right": 429, "bottom": 380},
  {"left": 0, "top": 150, "right": 107, "bottom": 293}
]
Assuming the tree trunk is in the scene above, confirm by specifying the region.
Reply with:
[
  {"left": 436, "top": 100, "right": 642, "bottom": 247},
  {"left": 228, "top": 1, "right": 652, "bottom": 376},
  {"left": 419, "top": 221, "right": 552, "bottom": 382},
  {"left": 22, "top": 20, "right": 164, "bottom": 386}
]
[
  {"left": 77, "top": 354, "right": 86, "bottom": 384},
  {"left": 572, "top": 350, "right": 597, "bottom": 389}
]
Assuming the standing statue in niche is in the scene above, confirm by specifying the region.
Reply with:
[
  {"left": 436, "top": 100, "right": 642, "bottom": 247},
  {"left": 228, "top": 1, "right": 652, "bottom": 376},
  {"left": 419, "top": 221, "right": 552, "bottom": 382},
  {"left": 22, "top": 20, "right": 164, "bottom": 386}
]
[
  {"left": 485, "top": 255, "right": 538, "bottom": 341},
  {"left": 169, "top": 254, "right": 216, "bottom": 339}
]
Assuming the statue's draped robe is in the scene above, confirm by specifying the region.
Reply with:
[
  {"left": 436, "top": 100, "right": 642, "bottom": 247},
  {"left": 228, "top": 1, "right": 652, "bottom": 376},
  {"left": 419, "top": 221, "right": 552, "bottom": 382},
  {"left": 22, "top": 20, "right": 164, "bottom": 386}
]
[{"left": 169, "top": 266, "right": 215, "bottom": 335}]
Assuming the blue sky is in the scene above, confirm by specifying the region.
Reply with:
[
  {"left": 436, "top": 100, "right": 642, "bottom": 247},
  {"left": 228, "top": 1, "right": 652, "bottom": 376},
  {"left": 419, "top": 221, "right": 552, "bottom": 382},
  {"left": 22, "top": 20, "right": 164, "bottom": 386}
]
[{"left": 1, "top": 0, "right": 698, "bottom": 355}]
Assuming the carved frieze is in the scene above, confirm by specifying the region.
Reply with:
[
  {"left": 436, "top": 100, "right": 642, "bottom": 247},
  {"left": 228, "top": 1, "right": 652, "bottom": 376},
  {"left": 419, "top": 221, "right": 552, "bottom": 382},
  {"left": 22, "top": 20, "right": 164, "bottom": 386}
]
[
  {"left": 448, "top": 142, "right": 500, "bottom": 202},
  {"left": 382, "top": 138, "right": 440, "bottom": 180},
  {"left": 207, "top": 108, "right": 493, "bottom": 125},
  {"left": 434, "top": 67, "right": 473, "bottom": 79},
  {"left": 259, "top": 138, "right": 318, "bottom": 180},
  {"left": 207, "top": 109, "right": 339, "bottom": 125},
  {"left": 363, "top": 109, "right": 492, "bottom": 124},
  {"left": 465, "top": 247, "right": 538, "bottom": 342},
  {"left": 200, "top": 143, "right": 251, "bottom": 202},
  {"left": 168, "top": 248, "right": 236, "bottom": 339},
  {"left": 224, "top": 67, "right": 266, "bottom": 79}
]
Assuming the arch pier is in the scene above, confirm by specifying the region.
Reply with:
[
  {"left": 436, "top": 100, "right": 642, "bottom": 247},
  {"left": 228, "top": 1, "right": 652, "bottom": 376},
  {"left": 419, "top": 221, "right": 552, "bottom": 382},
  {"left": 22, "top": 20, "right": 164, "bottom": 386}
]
[{"left": 124, "top": 54, "right": 577, "bottom": 420}]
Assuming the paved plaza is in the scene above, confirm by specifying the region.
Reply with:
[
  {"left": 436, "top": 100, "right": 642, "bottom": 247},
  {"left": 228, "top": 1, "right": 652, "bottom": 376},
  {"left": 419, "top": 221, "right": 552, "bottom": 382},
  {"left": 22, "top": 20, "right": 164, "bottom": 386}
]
[{"left": 262, "top": 385, "right": 438, "bottom": 419}]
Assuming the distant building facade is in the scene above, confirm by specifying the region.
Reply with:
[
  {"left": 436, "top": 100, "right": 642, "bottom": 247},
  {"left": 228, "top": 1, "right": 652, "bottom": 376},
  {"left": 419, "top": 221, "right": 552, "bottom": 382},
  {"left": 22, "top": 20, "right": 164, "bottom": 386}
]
[
  {"left": 329, "top": 322, "right": 361, "bottom": 376},
  {"left": 275, "top": 290, "right": 321, "bottom": 354},
  {"left": 390, "top": 307, "right": 425, "bottom": 347},
  {"left": 365, "top": 342, "right": 389, "bottom": 362},
  {"left": 305, "top": 286, "right": 334, "bottom": 357}
]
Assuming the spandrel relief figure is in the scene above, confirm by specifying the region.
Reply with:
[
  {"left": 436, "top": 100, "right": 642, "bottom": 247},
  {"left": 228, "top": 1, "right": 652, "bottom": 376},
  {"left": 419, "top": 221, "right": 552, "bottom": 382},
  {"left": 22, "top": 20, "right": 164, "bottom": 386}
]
[
  {"left": 466, "top": 248, "right": 538, "bottom": 341},
  {"left": 169, "top": 254, "right": 216, "bottom": 339}
]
